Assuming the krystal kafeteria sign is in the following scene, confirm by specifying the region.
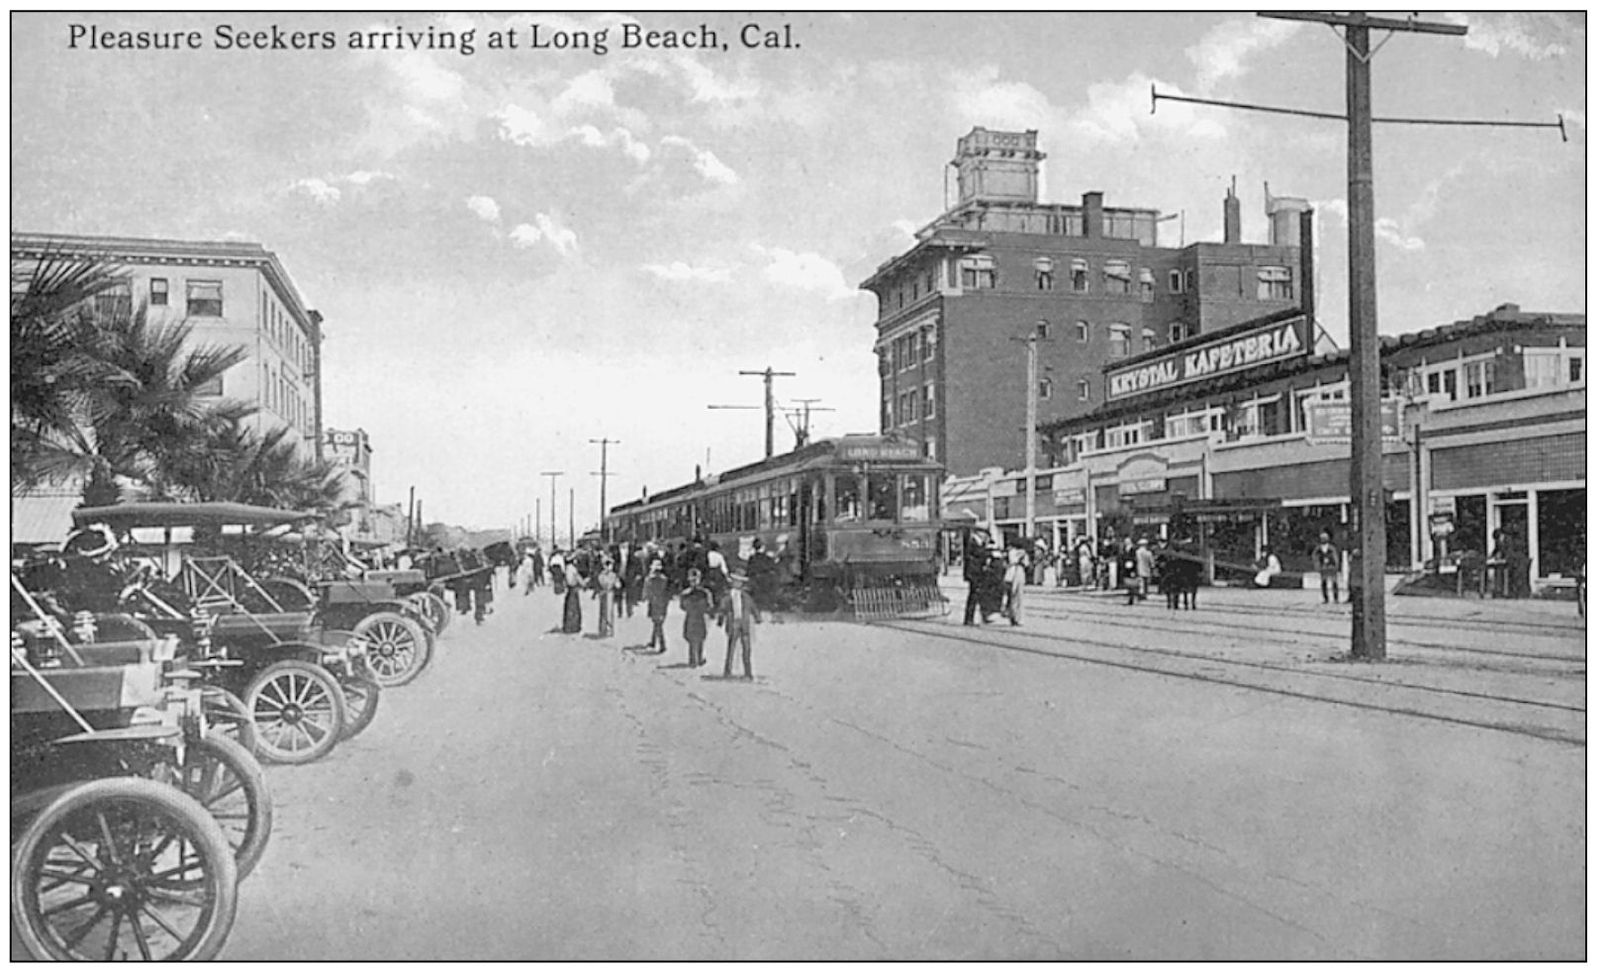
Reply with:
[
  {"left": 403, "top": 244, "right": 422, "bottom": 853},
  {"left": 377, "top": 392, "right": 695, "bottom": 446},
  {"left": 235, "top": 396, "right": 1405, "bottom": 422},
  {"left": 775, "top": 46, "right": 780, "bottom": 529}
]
[{"left": 1105, "top": 315, "right": 1309, "bottom": 402}]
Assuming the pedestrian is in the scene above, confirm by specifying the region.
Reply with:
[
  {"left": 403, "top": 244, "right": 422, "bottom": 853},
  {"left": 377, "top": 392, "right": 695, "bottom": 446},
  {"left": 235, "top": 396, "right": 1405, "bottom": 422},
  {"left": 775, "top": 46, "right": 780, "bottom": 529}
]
[
  {"left": 1176, "top": 540, "right": 1201, "bottom": 609},
  {"left": 1003, "top": 542, "right": 1028, "bottom": 626},
  {"left": 561, "top": 558, "right": 584, "bottom": 633},
  {"left": 641, "top": 559, "right": 671, "bottom": 653},
  {"left": 623, "top": 544, "right": 645, "bottom": 618},
  {"left": 549, "top": 548, "right": 567, "bottom": 594},
  {"left": 1156, "top": 539, "right": 1179, "bottom": 610},
  {"left": 720, "top": 571, "right": 762, "bottom": 679},
  {"left": 982, "top": 543, "right": 1007, "bottom": 619},
  {"left": 705, "top": 539, "right": 731, "bottom": 604},
  {"left": 594, "top": 559, "right": 619, "bottom": 638},
  {"left": 1314, "top": 531, "right": 1342, "bottom": 604},
  {"left": 472, "top": 563, "right": 495, "bottom": 624},
  {"left": 747, "top": 539, "right": 778, "bottom": 617},
  {"left": 680, "top": 566, "right": 713, "bottom": 667},
  {"left": 957, "top": 533, "right": 983, "bottom": 626},
  {"left": 1122, "top": 540, "right": 1142, "bottom": 606},
  {"left": 1078, "top": 539, "right": 1095, "bottom": 591},
  {"left": 516, "top": 552, "right": 534, "bottom": 595},
  {"left": 1136, "top": 538, "right": 1155, "bottom": 600},
  {"left": 1254, "top": 551, "right": 1282, "bottom": 588}
]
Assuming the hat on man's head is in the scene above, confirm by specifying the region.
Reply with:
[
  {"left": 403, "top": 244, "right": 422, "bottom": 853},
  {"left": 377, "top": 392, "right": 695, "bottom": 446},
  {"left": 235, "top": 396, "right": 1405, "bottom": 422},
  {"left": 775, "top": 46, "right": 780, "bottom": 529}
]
[{"left": 64, "top": 525, "right": 117, "bottom": 559}]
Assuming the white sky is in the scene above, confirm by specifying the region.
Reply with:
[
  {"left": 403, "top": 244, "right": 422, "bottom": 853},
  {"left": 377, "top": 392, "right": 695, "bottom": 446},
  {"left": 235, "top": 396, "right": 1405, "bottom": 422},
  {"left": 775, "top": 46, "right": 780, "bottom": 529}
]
[{"left": 10, "top": 11, "right": 1585, "bottom": 531}]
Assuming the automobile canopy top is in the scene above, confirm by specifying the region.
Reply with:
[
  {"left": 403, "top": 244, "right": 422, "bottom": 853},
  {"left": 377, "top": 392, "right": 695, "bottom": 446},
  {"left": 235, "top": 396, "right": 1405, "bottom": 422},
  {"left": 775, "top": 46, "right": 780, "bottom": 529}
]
[{"left": 71, "top": 502, "right": 318, "bottom": 530}]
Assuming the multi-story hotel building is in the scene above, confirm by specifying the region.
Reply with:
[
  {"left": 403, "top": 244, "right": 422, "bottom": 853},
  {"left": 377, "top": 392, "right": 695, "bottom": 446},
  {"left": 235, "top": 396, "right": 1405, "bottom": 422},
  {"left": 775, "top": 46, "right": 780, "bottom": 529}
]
[
  {"left": 10, "top": 232, "right": 325, "bottom": 541},
  {"left": 860, "top": 127, "right": 1311, "bottom": 477}
]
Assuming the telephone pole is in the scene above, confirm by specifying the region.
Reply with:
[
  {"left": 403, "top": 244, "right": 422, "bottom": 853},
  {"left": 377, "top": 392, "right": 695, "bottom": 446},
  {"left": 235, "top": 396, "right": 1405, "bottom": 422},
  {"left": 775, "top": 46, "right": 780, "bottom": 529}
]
[
  {"left": 589, "top": 437, "right": 619, "bottom": 541},
  {"left": 708, "top": 366, "right": 797, "bottom": 459},
  {"left": 568, "top": 488, "right": 575, "bottom": 548},
  {"left": 1258, "top": 12, "right": 1466, "bottom": 662},
  {"left": 540, "top": 471, "right": 563, "bottom": 551},
  {"left": 1010, "top": 329, "right": 1047, "bottom": 545}
]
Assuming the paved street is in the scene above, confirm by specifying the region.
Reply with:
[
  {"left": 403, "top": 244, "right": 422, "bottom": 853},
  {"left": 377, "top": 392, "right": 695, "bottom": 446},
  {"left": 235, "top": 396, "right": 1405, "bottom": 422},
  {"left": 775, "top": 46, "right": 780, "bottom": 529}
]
[{"left": 218, "top": 579, "right": 1584, "bottom": 960}]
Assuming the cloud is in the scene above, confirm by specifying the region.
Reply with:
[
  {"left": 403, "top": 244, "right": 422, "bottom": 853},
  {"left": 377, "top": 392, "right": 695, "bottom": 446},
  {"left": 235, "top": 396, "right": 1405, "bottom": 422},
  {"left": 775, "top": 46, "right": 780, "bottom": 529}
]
[
  {"left": 1446, "top": 12, "right": 1573, "bottom": 59},
  {"left": 570, "top": 124, "right": 652, "bottom": 164},
  {"left": 643, "top": 261, "right": 731, "bottom": 283},
  {"left": 950, "top": 65, "right": 1060, "bottom": 133},
  {"left": 552, "top": 70, "right": 616, "bottom": 114},
  {"left": 753, "top": 245, "right": 857, "bottom": 299},
  {"left": 465, "top": 195, "right": 501, "bottom": 223},
  {"left": 631, "top": 53, "right": 760, "bottom": 105},
  {"left": 1072, "top": 73, "right": 1227, "bottom": 144},
  {"left": 388, "top": 50, "right": 466, "bottom": 103},
  {"left": 1187, "top": 17, "right": 1299, "bottom": 91},
  {"left": 494, "top": 102, "right": 560, "bottom": 148},
  {"left": 892, "top": 219, "right": 923, "bottom": 238},
  {"left": 1560, "top": 107, "right": 1585, "bottom": 134},
  {"left": 660, "top": 135, "right": 739, "bottom": 185},
  {"left": 1374, "top": 218, "right": 1425, "bottom": 253},
  {"left": 510, "top": 214, "right": 578, "bottom": 256},
  {"left": 343, "top": 170, "right": 395, "bottom": 186},
  {"left": 291, "top": 178, "right": 341, "bottom": 205}
]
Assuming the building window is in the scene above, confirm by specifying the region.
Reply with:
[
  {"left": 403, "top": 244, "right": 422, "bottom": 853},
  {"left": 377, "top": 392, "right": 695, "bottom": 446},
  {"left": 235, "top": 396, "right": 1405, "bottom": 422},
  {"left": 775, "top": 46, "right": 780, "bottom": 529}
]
[
  {"left": 924, "top": 328, "right": 936, "bottom": 361},
  {"left": 93, "top": 281, "right": 132, "bottom": 319},
  {"left": 1258, "top": 266, "right": 1294, "bottom": 300},
  {"left": 923, "top": 382, "right": 936, "bottom": 418},
  {"left": 1108, "top": 324, "right": 1131, "bottom": 359},
  {"left": 1168, "top": 269, "right": 1184, "bottom": 294},
  {"left": 1184, "top": 269, "right": 1196, "bottom": 292},
  {"left": 1034, "top": 257, "right": 1055, "bottom": 290},
  {"left": 1069, "top": 258, "right": 1089, "bottom": 293},
  {"left": 1075, "top": 320, "right": 1089, "bottom": 342},
  {"left": 1169, "top": 322, "right": 1187, "bottom": 343},
  {"left": 1138, "top": 268, "right": 1155, "bottom": 303},
  {"left": 924, "top": 436, "right": 937, "bottom": 459},
  {"left": 1465, "top": 359, "right": 1495, "bottom": 399},
  {"left": 1141, "top": 328, "right": 1157, "bottom": 353},
  {"left": 878, "top": 348, "right": 890, "bottom": 377},
  {"left": 149, "top": 278, "right": 169, "bottom": 306},
  {"left": 881, "top": 398, "right": 893, "bottom": 431},
  {"left": 1035, "top": 320, "right": 1050, "bottom": 340},
  {"left": 1569, "top": 356, "right": 1584, "bottom": 382},
  {"left": 1038, "top": 377, "right": 1053, "bottom": 400},
  {"left": 1077, "top": 379, "right": 1090, "bottom": 401},
  {"left": 959, "top": 254, "right": 996, "bottom": 290},
  {"left": 187, "top": 280, "right": 223, "bottom": 317},
  {"left": 1103, "top": 260, "right": 1131, "bottom": 296}
]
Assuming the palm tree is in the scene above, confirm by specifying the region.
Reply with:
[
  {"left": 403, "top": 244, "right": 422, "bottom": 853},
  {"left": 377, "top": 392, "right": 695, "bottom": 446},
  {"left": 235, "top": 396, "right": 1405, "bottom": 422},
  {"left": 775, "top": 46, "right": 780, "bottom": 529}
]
[
  {"left": 9, "top": 252, "right": 128, "bottom": 488},
  {"left": 166, "top": 417, "right": 350, "bottom": 512},
  {"left": 77, "top": 302, "right": 248, "bottom": 506}
]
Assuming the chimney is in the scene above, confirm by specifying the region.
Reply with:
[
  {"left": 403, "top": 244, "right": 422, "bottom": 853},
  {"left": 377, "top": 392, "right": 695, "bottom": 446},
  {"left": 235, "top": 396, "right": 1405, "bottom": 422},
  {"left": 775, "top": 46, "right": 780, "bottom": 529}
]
[
  {"left": 1082, "top": 191, "right": 1104, "bottom": 239},
  {"left": 1223, "top": 179, "right": 1241, "bottom": 245}
]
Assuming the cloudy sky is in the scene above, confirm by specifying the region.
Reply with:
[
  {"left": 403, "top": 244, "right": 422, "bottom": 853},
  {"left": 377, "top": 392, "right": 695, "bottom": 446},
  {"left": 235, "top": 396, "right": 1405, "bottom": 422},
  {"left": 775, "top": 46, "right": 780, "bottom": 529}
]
[{"left": 11, "top": 11, "right": 1585, "bottom": 531}]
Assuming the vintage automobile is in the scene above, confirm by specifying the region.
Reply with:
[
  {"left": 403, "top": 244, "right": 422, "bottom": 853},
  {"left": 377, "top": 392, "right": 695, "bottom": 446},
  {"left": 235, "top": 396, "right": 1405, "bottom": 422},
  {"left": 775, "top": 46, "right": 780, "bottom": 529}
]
[{"left": 9, "top": 622, "right": 266, "bottom": 960}]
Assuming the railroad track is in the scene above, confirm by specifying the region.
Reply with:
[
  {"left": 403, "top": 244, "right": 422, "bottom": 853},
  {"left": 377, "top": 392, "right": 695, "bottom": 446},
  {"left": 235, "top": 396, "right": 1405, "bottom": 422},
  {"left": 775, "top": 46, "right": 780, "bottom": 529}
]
[
  {"left": 1011, "top": 600, "right": 1585, "bottom": 668},
  {"left": 882, "top": 618, "right": 1586, "bottom": 747}
]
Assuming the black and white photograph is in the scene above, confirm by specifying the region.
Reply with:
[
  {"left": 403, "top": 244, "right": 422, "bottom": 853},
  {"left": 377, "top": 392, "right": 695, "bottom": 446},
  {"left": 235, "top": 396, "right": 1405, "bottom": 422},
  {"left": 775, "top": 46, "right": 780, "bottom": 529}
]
[{"left": 8, "top": 10, "right": 1586, "bottom": 961}]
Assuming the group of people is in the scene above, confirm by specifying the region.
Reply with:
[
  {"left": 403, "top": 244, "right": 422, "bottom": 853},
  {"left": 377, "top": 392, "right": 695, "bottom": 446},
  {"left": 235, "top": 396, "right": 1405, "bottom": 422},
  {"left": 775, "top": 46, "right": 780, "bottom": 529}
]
[
  {"left": 960, "top": 533, "right": 1030, "bottom": 626},
  {"left": 538, "top": 536, "right": 776, "bottom": 680},
  {"left": 961, "top": 531, "right": 1209, "bottom": 623}
]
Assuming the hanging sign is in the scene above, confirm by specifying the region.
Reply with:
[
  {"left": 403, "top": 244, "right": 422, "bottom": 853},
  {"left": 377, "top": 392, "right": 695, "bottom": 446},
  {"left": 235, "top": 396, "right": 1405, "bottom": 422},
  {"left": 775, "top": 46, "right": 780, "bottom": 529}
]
[
  {"left": 1105, "top": 315, "right": 1309, "bottom": 401},
  {"left": 1306, "top": 399, "right": 1404, "bottom": 443}
]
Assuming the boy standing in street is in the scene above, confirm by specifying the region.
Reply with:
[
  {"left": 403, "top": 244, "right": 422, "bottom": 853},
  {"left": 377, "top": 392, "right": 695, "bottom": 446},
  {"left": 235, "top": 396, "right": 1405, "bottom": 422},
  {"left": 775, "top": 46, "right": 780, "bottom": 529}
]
[
  {"left": 680, "top": 567, "right": 712, "bottom": 667},
  {"left": 720, "top": 571, "right": 763, "bottom": 679},
  {"left": 641, "top": 559, "right": 671, "bottom": 653}
]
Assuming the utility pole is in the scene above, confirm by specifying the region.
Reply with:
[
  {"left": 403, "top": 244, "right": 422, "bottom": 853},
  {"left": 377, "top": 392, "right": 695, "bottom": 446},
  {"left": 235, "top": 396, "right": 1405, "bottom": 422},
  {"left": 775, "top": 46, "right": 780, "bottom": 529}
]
[
  {"left": 541, "top": 471, "right": 563, "bottom": 550},
  {"left": 589, "top": 437, "right": 619, "bottom": 541},
  {"left": 709, "top": 367, "right": 797, "bottom": 459},
  {"left": 405, "top": 485, "right": 415, "bottom": 547},
  {"left": 534, "top": 497, "right": 541, "bottom": 547},
  {"left": 568, "top": 488, "right": 575, "bottom": 549},
  {"left": 1259, "top": 12, "right": 1466, "bottom": 661},
  {"left": 1010, "top": 328, "right": 1047, "bottom": 545}
]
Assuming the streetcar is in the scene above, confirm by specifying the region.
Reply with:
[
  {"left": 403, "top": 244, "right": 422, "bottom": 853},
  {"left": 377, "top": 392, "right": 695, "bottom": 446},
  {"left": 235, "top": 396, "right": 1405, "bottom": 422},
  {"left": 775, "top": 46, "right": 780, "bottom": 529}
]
[{"left": 605, "top": 434, "right": 945, "bottom": 618}]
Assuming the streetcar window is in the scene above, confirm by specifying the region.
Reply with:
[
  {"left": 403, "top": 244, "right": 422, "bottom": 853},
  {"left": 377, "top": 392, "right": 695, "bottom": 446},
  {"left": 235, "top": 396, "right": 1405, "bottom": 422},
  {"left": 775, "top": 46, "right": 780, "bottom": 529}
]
[
  {"left": 900, "top": 475, "right": 932, "bottom": 522},
  {"left": 868, "top": 473, "right": 897, "bottom": 521},
  {"left": 834, "top": 474, "right": 863, "bottom": 522}
]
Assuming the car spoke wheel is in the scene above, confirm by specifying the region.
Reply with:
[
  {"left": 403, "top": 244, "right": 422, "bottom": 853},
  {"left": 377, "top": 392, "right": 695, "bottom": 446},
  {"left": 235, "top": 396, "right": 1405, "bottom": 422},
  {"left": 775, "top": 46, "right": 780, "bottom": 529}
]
[
  {"left": 202, "top": 687, "right": 258, "bottom": 758},
  {"left": 352, "top": 613, "right": 432, "bottom": 688},
  {"left": 11, "top": 778, "right": 238, "bottom": 961},
  {"left": 338, "top": 668, "right": 382, "bottom": 741},
  {"left": 244, "top": 660, "right": 345, "bottom": 765},
  {"left": 407, "top": 591, "right": 450, "bottom": 636},
  {"left": 173, "top": 735, "right": 273, "bottom": 881}
]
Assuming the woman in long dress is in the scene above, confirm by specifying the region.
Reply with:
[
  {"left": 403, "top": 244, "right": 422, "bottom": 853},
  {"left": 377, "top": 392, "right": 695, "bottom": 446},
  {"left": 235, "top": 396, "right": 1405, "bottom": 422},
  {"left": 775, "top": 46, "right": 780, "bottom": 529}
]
[
  {"left": 561, "top": 559, "right": 584, "bottom": 633},
  {"left": 595, "top": 560, "right": 619, "bottom": 638}
]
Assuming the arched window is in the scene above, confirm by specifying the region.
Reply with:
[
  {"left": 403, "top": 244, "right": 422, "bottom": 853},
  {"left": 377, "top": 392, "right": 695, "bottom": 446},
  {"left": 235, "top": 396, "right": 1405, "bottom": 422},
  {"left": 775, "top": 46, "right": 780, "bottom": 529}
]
[
  {"left": 1108, "top": 323, "right": 1132, "bottom": 359},
  {"left": 1033, "top": 257, "right": 1055, "bottom": 290},
  {"left": 1103, "top": 260, "right": 1132, "bottom": 296},
  {"left": 1141, "top": 328, "right": 1158, "bottom": 353},
  {"left": 1069, "top": 258, "right": 1089, "bottom": 293},
  {"left": 1138, "top": 268, "right": 1156, "bottom": 303}
]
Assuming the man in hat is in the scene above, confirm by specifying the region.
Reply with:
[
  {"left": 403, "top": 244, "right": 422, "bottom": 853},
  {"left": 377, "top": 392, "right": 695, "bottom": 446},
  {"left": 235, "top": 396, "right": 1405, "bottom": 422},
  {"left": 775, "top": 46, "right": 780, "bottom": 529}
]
[
  {"left": 962, "top": 530, "right": 991, "bottom": 625},
  {"left": 719, "top": 570, "right": 762, "bottom": 679},
  {"left": 1135, "top": 537, "right": 1155, "bottom": 601},
  {"left": 637, "top": 558, "right": 672, "bottom": 653},
  {"left": 1314, "top": 531, "right": 1342, "bottom": 604},
  {"left": 57, "top": 525, "right": 129, "bottom": 613}
]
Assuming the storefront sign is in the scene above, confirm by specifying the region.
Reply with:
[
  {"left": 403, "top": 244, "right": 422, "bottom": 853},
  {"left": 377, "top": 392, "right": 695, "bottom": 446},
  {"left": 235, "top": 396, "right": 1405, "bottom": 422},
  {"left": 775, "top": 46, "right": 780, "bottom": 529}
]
[
  {"left": 1105, "top": 316, "right": 1308, "bottom": 402},
  {"left": 1429, "top": 496, "right": 1456, "bottom": 516},
  {"left": 1306, "top": 399, "right": 1404, "bottom": 443},
  {"left": 1053, "top": 487, "right": 1086, "bottom": 507},
  {"left": 1429, "top": 512, "right": 1456, "bottom": 538},
  {"left": 840, "top": 440, "right": 921, "bottom": 461},
  {"left": 1117, "top": 478, "right": 1167, "bottom": 496}
]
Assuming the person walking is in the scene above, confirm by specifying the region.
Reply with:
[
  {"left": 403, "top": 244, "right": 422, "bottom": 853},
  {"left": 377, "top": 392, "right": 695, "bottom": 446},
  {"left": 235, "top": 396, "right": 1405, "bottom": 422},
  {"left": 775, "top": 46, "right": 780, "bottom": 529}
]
[
  {"left": 1078, "top": 539, "right": 1095, "bottom": 591},
  {"left": 1314, "top": 531, "right": 1342, "bottom": 604},
  {"left": 1003, "top": 542, "right": 1028, "bottom": 626},
  {"left": 1122, "top": 540, "right": 1142, "bottom": 606},
  {"left": 962, "top": 532, "right": 990, "bottom": 625},
  {"left": 561, "top": 558, "right": 584, "bottom": 634},
  {"left": 641, "top": 559, "right": 671, "bottom": 653},
  {"left": 623, "top": 544, "right": 645, "bottom": 618},
  {"left": 594, "top": 559, "right": 619, "bottom": 638},
  {"left": 720, "top": 571, "right": 762, "bottom": 679},
  {"left": 680, "top": 567, "right": 713, "bottom": 667},
  {"left": 549, "top": 549, "right": 567, "bottom": 594}
]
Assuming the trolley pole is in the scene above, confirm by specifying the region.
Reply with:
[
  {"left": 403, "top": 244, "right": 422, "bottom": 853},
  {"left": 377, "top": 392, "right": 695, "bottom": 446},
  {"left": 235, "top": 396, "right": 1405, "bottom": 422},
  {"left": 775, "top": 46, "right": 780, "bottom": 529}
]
[
  {"left": 1260, "top": 11, "right": 1467, "bottom": 661},
  {"left": 589, "top": 437, "right": 619, "bottom": 541},
  {"left": 568, "top": 487, "right": 576, "bottom": 549},
  {"left": 541, "top": 471, "right": 563, "bottom": 551}
]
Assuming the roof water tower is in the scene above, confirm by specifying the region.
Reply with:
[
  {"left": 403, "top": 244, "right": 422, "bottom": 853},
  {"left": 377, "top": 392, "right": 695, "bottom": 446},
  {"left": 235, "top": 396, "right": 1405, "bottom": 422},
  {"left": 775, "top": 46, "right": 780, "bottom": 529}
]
[{"left": 952, "top": 127, "right": 1045, "bottom": 206}]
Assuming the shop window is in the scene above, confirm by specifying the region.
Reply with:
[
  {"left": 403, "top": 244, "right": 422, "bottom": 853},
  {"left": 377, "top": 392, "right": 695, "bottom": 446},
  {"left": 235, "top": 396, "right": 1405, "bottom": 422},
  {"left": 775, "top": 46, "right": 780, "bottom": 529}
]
[
  {"left": 1257, "top": 266, "right": 1294, "bottom": 300},
  {"left": 149, "top": 278, "right": 169, "bottom": 306},
  {"left": 1034, "top": 257, "right": 1055, "bottom": 290},
  {"left": 1138, "top": 268, "right": 1155, "bottom": 303},
  {"left": 1069, "top": 258, "right": 1089, "bottom": 293},
  {"left": 1108, "top": 324, "right": 1131, "bottom": 359},
  {"left": 959, "top": 254, "right": 997, "bottom": 290},
  {"left": 1103, "top": 260, "right": 1132, "bottom": 296}
]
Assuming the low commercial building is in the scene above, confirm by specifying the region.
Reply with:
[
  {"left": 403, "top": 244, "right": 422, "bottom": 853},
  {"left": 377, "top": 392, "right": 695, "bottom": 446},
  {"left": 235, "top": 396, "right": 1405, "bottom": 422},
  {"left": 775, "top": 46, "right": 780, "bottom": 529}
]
[{"left": 944, "top": 303, "right": 1584, "bottom": 593}]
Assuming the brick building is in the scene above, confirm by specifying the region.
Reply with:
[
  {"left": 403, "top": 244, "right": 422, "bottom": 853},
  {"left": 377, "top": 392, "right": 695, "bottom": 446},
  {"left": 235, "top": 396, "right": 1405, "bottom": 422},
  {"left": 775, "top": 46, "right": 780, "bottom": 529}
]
[{"left": 859, "top": 127, "right": 1311, "bottom": 477}]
